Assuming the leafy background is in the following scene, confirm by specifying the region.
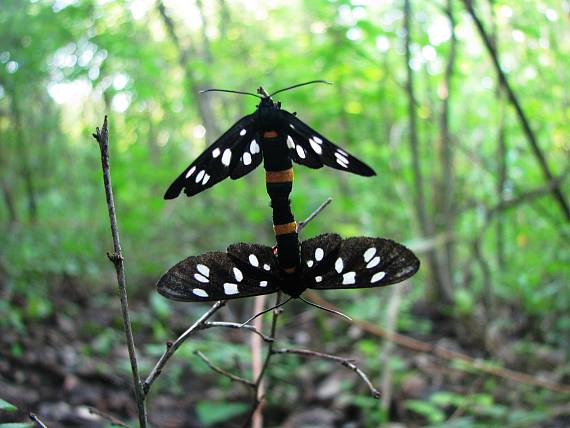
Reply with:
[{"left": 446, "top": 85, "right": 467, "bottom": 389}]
[{"left": 0, "top": 0, "right": 569, "bottom": 427}]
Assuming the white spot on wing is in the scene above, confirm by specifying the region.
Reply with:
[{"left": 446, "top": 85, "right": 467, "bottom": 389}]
[
  {"left": 315, "top": 276, "right": 322, "bottom": 283},
  {"left": 197, "top": 264, "right": 210, "bottom": 276},
  {"left": 243, "top": 152, "right": 252, "bottom": 166},
  {"left": 307, "top": 260, "right": 314, "bottom": 267},
  {"left": 202, "top": 173, "right": 210, "bottom": 185},
  {"left": 240, "top": 129, "right": 247, "bottom": 136},
  {"left": 259, "top": 281, "right": 268, "bottom": 287},
  {"left": 185, "top": 166, "right": 196, "bottom": 179},
  {"left": 222, "top": 149, "right": 232, "bottom": 166},
  {"left": 212, "top": 148, "right": 221, "bottom": 158},
  {"left": 315, "top": 247, "right": 324, "bottom": 261},
  {"left": 313, "top": 136, "right": 323, "bottom": 144},
  {"left": 296, "top": 144, "right": 306, "bottom": 159},
  {"left": 263, "top": 264, "right": 270, "bottom": 271},
  {"left": 342, "top": 271, "right": 356, "bottom": 284},
  {"left": 335, "top": 151, "right": 349, "bottom": 168},
  {"left": 195, "top": 170, "right": 205, "bottom": 183},
  {"left": 233, "top": 267, "right": 243, "bottom": 282},
  {"left": 287, "top": 135, "right": 295, "bottom": 149},
  {"left": 364, "top": 248, "right": 377, "bottom": 263},
  {"left": 249, "top": 254, "right": 259, "bottom": 267},
  {"left": 337, "top": 148, "right": 348, "bottom": 156},
  {"left": 310, "top": 138, "right": 323, "bottom": 154},
  {"left": 193, "top": 288, "right": 208, "bottom": 298},
  {"left": 371, "top": 271, "right": 386, "bottom": 283},
  {"left": 367, "top": 256, "right": 380, "bottom": 269},
  {"left": 335, "top": 257, "right": 344, "bottom": 273},
  {"left": 194, "top": 273, "right": 209, "bottom": 283},
  {"left": 223, "top": 283, "right": 239, "bottom": 295},
  {"left": 250, "top": 140, "right": 260, "bottom": 154}
]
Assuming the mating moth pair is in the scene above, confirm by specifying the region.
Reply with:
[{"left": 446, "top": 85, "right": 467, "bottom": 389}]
[{"left": 159, "top": 82, "right": 419, "bottom": 305}]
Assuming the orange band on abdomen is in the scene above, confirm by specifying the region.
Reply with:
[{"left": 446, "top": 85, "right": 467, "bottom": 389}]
[
  {"left": 266, "top": 168, "right": 294, "bottom": 183},
  {"left": 263, "top": 130, "right": 279, "bottom": 138},
  {"left": 273, "top": 221, "right": 297, "bottom": 235}
]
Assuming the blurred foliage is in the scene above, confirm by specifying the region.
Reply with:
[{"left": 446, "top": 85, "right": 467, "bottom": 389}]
[{"left": 0, "top": 0, "right": 569, "bottom": 426}]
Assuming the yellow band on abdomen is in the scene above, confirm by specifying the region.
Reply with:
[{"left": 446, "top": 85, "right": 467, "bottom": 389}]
[
  {"left": 273, "top": 221, "right": 297, "bottom": 235},
  {"left": 266, "top": 168, "right": 294, "bottom": 184}
]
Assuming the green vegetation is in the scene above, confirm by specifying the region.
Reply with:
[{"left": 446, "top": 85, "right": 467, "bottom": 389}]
[{"left": 0, "top": 0, "right": 569, "bottom": 427}]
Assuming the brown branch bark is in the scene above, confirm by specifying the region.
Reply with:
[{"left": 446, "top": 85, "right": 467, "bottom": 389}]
[
  {"left": 195, "top": 351, "right": 256, "bottom": 388},
  {"left": 306, "top": 292, "right": 570, "bottom": 394},
  {"left": 403, "top": 0, "right": 452, "bottom": 304},
  {"left": 143, "top": 300, "right": 225, "bottom": 395},
  {"left": 272, "top": 348, "right": 381, "bottom": 399},
  {"left": 92, "top": 116, "right": 147, "bottom": 427},
  {"left": 462, "top": 0, "right": 570, "bottom": 221},
  {"left": 156, "top": 0, "right": 220, "bottom": 137},
  {"left": 88, "top": 407, "right": 131, "bottom": 428}
]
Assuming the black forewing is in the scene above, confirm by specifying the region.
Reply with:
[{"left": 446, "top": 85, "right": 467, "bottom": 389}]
[
  {"left": 305, "top": 236, "right": 419, "bottom": 290},
  {"left": 157, "top": 248, "right": 280, "bottom": 302},
  {"left": 280, "top": 110, "right": 376, "bottom": 177},
  {"left": 299, "top": 233, "right": 342, "bottom": 277},
  {"left": 164, "top": 114, "right": 257, "bottom": 199},
  {"left": 229, "top": 137, "right": 263, "bottom": 179}
]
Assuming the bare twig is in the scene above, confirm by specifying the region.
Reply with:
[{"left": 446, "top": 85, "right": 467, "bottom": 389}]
[
  {"left": 88, "top": 407, "right": 131, "bottom": 428},
  {"left": 297, "top": 197, "right": 332, "bottom": 232},
  {"left": 29, "top": 413, "right": 48, "bottom": 428},
  {"left": 203, "top": 321, "right": 274, "bottom": 342},
  {"left": 306, "top": 292, "right": 570, "bottom": 394},
  {"left": 143, "top": 300, "right": 225, "bottom": 395},
  {"left": 380, "top": 284, "right": 404, "bottom": 412},
  {"left": 243, "top": 293, "right": 283, "bottom": 428},
  {"left": 272, "top": 348, "right": 381, "bottom": 399},
  {"left": 92, "top": 116, "right": 147, "bottom": 427},
  {"left": 195, "top": 351, "right": 256, "bottom": 388},
  {"left": 462, "top": 0, "right": 570, "bottom": 220},
  {"left": 251, "top": 294, "right": 266, "bottom": 428}
]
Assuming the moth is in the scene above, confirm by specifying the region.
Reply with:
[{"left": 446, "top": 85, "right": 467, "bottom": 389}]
[
  {"left": 157, "top": 233, "right": 419, "bottom": 302},
  {"left": 164, "top": 81, "right": 376, "bottom": 200}
]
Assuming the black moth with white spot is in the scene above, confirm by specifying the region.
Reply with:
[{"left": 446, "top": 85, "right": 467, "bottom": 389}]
[
  {"left": 164, "top": 82, "right": 376, "bottom": 199},
  {"left": 157, "top": 233, "right": 419, "bottom": 301}
]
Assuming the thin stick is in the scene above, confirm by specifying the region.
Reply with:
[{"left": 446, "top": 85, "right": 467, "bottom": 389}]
[
  {"left": 202, "top": 321, "right": 274, "bottom": 342},
  {"left": 195, "top": 351, "right": 256, "bottom": 388},
  {"left": 88, "top": 407, "right": 131, "bottom": 428},
  {"left": 243, "top": 292, "right": 283, "bottom": 428},
  {"left": 143, "top": 300, "right": 225, "bottom": 395},
  {"left": 251, "top": 295, "right": 267, "bottom": 428},
  {"left": 272, "top": 348, "right": 381, "bottom": 399},
  {"left": 461, "top": 0, "right": 570, "bottom": 220},
  {"left": 92, "top": 116, "right": 147, "bottom": 428},
  {"left": 306, "top": 291, "right": 570, "bottom": 394},
  {"left": 29, "top": 413, "right": 48, "bottom": 428},
  {"left": 297, "top": 197, "right": 332, "bottom": 232}
]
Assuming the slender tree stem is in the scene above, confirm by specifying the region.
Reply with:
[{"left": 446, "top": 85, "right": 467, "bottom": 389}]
[
  {"left": 92, "top": 116, "right": 147, "bottom": 428},
  {"left": 271, "top": 348, "right": 381, "bottom": 399},
  {"left": 143, "top": 300, "right": 225, "bottom": 395},
  {"left": 462, "top": 0, "right": 570, "bottom": 220}
]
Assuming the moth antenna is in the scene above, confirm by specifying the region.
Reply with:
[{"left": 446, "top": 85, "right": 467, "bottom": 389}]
[
  {"left": 299, "top": 296, "right": 352, "bottom": 321},
  {"left": 240, "top": 296, "right": 293, "bottom": 327},
  {"left": 269, "top": 80, "right": 333, "bottom": 97},
  {"left": 200, "top": 88, "right": 263, "bottom": 99}
]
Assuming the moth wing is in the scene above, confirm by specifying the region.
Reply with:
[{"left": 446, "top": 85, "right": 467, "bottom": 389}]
[
  {"left": 281, "top": 110, "right": 376, "bottom": 176},
  {"left": 164, "top": 114, "right": 257, "bottom": 199},
  {"left": 157, "top": 248, "right": 280, "bottom": 302},
  {"left": 307, "top": 236, "right": 420, "bottom": 290}
]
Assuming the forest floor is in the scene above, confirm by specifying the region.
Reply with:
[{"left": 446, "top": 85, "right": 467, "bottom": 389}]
[{"left": 1, "top": 277, "right": 569, "bottom": 428}]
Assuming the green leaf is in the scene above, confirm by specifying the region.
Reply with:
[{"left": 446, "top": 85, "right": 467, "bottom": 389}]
[
  {"left": 0, "top": 398, "right": 17, "bottom": 412},
  {"left": 405, "top": 400, "right": 445, "bottom": 424},
  {"left": 195, "top": 401, "right": 248, "bottom": 426}
]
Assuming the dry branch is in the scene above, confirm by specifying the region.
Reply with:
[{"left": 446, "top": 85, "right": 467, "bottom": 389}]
[
  {"left": 462, "top": 0, "right": 570, "bottom": 220},
  {"left": 306, "top": 292, "right": 570, "bottom": 394},
  {"left": 195, "top": 351, "right": 256, "bottom": 388},
  {"left": 92, "top": 116, "right": 148, "bottom": 427},
  {"left": 143, "top": 300, "right": 225, "bottom": 395}
]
